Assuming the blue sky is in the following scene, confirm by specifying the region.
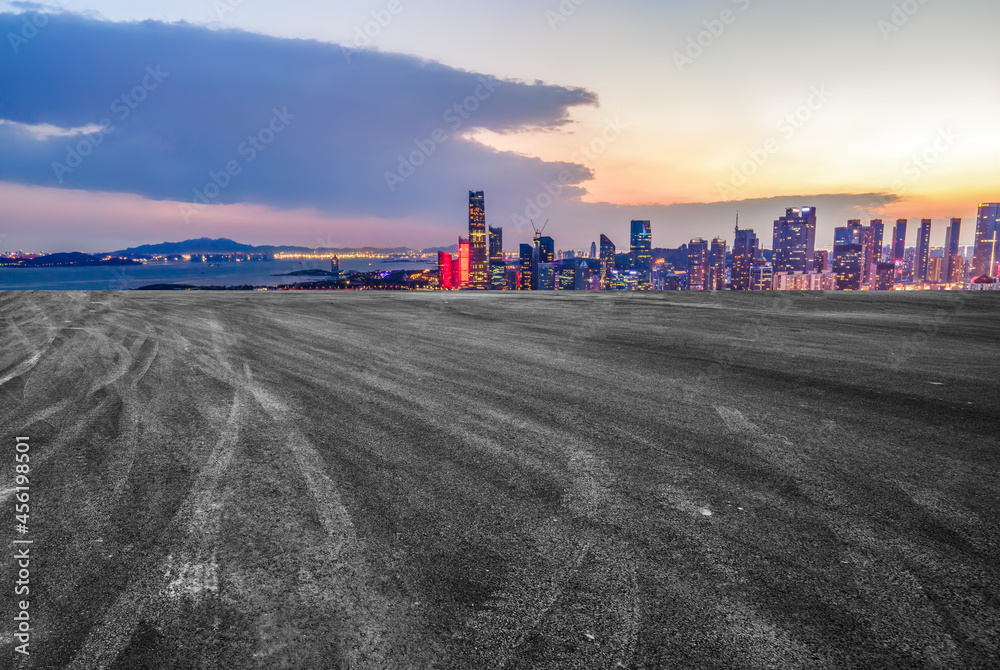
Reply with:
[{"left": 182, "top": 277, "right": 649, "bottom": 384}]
[{"left": 0, "top": 0, "right": 997, "bottom": 252}]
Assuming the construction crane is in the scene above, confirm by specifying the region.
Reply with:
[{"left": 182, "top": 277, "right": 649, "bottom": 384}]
[{"left": 530, "top": 219, "right": 549, "bottom": 242}]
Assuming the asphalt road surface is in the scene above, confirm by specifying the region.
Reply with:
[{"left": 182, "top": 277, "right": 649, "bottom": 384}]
[{"left": 1, "top": 290, "right": 998, "bottom": 669}]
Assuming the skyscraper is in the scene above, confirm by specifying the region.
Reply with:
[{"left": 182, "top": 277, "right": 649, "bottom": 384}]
[
  {"left": 488, "top": 226, "right": 505, "bottom": 290},
  {"left": 915, "top": 219, "right": 932, "bottom": 282},
  {"left": 438, "top": 251, "right": 453, "bottom": 289},
  {"left": 532, "top": 235, "right": 554, "bottom": 290},
  {"left": 869, "top": 219, "right": 885, "bottom": 263},
  {"left": 599, "top": 234, "right": 616, "bottom": 290},
  {"left": 468, "top": 190, "right": 488, "bottom": 289},
  {"left": 860, "top": 225, "right": 876, "bottom": 285},
  {"left": 833, "top": 221, "right": 864, "bottom": 291},
  {"left": 590, "top": 241, "right": 597, "bottom": 259},
  {"left": 687, "top": 238, "right": 709, "bottom": 291},
  {"left": 814, "top": 250, "right": 829, "bottom": 272},
  {"left": 731, "top": 222, "right": 758, "bottom": 291},
  {"left": 945, "top": 218, "right": 962, "bottom": 283},
  {"left": 891, "top": 219, "right": 907, "bottom": 280},
  {"left": 457, "top": 237, "right": 471, "bottom": 288},
  {"left": 519, "top": 244, "right": 533, "bottom": 291},
  {"left": 773, "top": 207, "right": 817, "bottom": 273},
  {"left": 709, "top": 237, "right": 727, "bottom": 291},
  {"left": 972, "top": 203, "right": 1000, "bottom": 277},
  {"left": 630, "top": 220, "right": 652, "bottom": 290}
]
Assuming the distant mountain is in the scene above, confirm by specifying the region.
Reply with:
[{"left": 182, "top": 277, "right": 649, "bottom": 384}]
[
  {"left": 422, "top": 245, "right": 460, "bottom": 254},
  {"left": 112, "top": 238, "right": 256, "bottom": 256},
  {"left": 111, "top": 238, "right": 422, "bottom": 256}
]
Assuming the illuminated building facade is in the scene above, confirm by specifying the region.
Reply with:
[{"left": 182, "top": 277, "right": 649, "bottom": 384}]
[
  {"left": 874, "top": 262, "right": 895, "bottom": 290},
  {"left": 532, "top": 235, "right": 554, "bottom": 290},
  {"left": 891, "top": 219, "right": 908, "bottom": 282},
  {"left": 833, "top": 221, "right": 864, "bottom": 290},
  {"left": 773, "top": 271, "right": 837, "bottom": 291},
  {"left": 869, "top": 219, "right": 885, "bottom": 263},
  {"left": 860, "top": 225, "right": 876, "bottom": 284},
  {"left": 488, "top": 226, "right": 505, "bottom": 290},
  {"left": 927, "top": 256, "right": 943, "bottom": 284},
  {"left": 468, "top": 191, "right": 488, "bottom": 289},
  {"left": 915, "top": 219, "right": 932, "bottom": 282},
  {"left": 519, "top": 244, "right": 533, "bottom": 290},
  {"left": 438, "top": 251, "right": 453, "bottom": 289},
  {"left": 600, "top": 234, "right": 616, "bottom": 290},
  {"left": 892, "top": 219, "right": 908, "bottom": 262},
  {"left": 973, "top": 203, "right": 1000, "bottom": 277},
  {"left": 458, "top": 237, "right": 471, "bottom": 288},
  {"left": 945, "top": 218, "right": 962, "bottom": 283},
  {"left": 750, "top": 264, "right": 773, "bottom": 291},
  {"left": 732, "top": 225, "right": 758, "bottom": 291},
  {"left": 814, "top": 250, "right": 829, "bottom": 272},
  {"left": 687, "top": 238, "right": 709, "bottom": 291},
  {"left": 773, "top": 207, "right": 817, "bottom": 273},
  {"left": 710, "top": 237, "right": 727, "bottom": 291},
  {"left": 630, "top": 220, "right": 652, "bottom": 290}
]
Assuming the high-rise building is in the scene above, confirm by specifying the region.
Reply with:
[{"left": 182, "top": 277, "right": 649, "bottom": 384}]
[
  {"left": 505, "top": 264, "right": 518, "bottom": 291},
  {"left": 709, "top": 237, "right": 727, "bottom": 291},
  {"left": 945, "top": 218, "right": 962, "bottom": 283},
  {"left": 833, "top": 222, "right": 864, "bottom": 290},
  {"left": 750, "top": 264, "right": 773, "bottom": 291},
  {"left": 531, "top": 235, "right": 554, "bottom": 291},
  {"left": 874, "top": 262, "right": 895, "bottom": 291},
  {"left": 630, "top": 220, "right": 653, "bottom": 290},
  {"left": 869, "top": 219, "right": 885, "bottom": 263},
  {"left": 927, "top": 256, "right": 944, "bottom": 284},
  {"left": 860, "top": 225, "right": 877, "bottom": 284},
  {"left": 972, "top": 203, "right": 1000, "bottom": 277},
  {"left": 468, "top": 191, "right": 488, "bottom": 289},
  {"left": 687, "top": 238, "right": 709, "bottom": 291},
  {"left": 732, "top": 222, "right": 758, "bottom": 291},
  {"left": 814, "top": 250, "right": 829, "bottom": 272},
  {"left": 456, "top": 237, "right": 471, "bottom": 288},
  {"left": 599, "top": 234, "right": 616, "bottom": 290},
  {"left": 891, "top": 219, "right": 908, "bottom": 281},
  {"left": 519, "top": 244, "right": 533, "bottom": 290},
  {"left": 773, "top": 207, "right": 817, "bottom": 273},
  {"left": 590, "top": 241, "right": 597, "bottom": 259},
  {"left": 488, "top": 226, "right": 505, "bottom": 290},
  {"left": 438, "top": 251, "right": 453, "bottom": 289},
  {"left": 915, "top": 219, "right": 932, "bottom": 282}
]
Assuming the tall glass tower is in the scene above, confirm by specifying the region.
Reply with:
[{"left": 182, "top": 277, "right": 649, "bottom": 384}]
[
  {"left": 468, "top": 191, "right": 488, "bottom": 289},
  {"left": 488, "top": 226, "right": 504, "bottom": 290},
  {"left": 773, "top": 207, "right": 817, "bottom": 274},
  {"left": 599, "top": 234, "right": 616, "bottom": 290},
  {"left": 732, "top": 220, "right": 758, "bottom": 291},
  {"left": 630, "top": 220, "right": 652, "bottom": 290},
  {"left": 915, "top": 219, "right": 932, "bottom": 283},
  {"left": 973, "top": 204, "right": 1000, "bottom": 277}
]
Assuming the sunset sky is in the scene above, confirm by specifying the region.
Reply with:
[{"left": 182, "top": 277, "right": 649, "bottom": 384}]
[{"left": 1, "top": 0, "right": 997, "bottom": 253}]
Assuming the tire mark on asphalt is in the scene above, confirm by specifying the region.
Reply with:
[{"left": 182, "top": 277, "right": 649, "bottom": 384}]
[
  {"left": 0, "top": 352, "right": 41, "bottom": 389},
  {"left": 66, "top": 390, "right": 246, "bottom": 670},
  {"left": 240, "top": 362, "right": 394, "bottom": 669}
]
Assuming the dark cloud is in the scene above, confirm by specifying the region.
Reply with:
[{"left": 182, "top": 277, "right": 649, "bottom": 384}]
[{"left": 0, "top": 11, "right": 597, "bottom": 218}]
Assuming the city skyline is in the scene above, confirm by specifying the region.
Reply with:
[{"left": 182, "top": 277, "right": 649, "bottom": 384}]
[{"left": 1, "top": 2, "right": 998, "bottom": 252}]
